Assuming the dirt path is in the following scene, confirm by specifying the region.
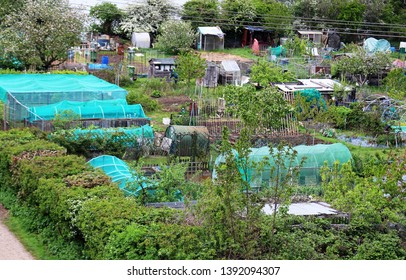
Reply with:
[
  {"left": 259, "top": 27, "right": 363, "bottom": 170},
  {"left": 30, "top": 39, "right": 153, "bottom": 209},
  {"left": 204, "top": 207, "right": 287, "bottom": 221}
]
[{"left": 0, "top": 204, "right": 34, "bottom": 260}]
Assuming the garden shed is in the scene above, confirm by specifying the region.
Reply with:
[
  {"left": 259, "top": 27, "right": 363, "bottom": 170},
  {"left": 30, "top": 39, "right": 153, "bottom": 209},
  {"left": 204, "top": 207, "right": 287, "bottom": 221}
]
[
  {"left": 213, "top": 143, "right": 352, "bottom": 188},
  {"left": 297, "top": 30, "right": 323, "bottom": 45},
  {"left": 242, "top": 26, "right": 273, "bottom": 49},
  {"left": 219, "top": 60, "right": 241, "bottom": 85},
  {"left": 197, "top": 26, "right": 225, "bottom": 51},
  {"left": 148, "top": 58, "right": 176, "bottom": 80},
  {"left": 164, "top": 125, "right": 210, "bottom": 158},
  {"left": 131, "top": 32, "right": 151, "bottom": 49},
  {"left": 0, "top": 74, "right": 128, "bottom": 123}
]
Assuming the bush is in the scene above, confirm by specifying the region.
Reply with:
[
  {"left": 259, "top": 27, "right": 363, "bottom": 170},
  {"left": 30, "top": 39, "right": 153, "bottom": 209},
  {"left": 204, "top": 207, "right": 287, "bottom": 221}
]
[
  {"left": 327, "top": 106, "right": 352, "bottom": 129},
  {"left": 126, "top": 91, "right": 159, "bottom": 112}
]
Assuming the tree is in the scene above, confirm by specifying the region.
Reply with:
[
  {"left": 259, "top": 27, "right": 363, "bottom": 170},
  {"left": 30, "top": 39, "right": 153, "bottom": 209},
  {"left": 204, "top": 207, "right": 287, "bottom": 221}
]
[
  {"left": 0, "top": 0, "right": 84, "bottom": 70},
  {"left": 154, "top": 20, "right": 196, "bottom": 54},
  {"left": 175, "top": 50, "right": 206, "bottom": 88},
  {"left": 120, "top": 0, "right": 177, "bottom": 35},
  {"left": 89, "top": 2, "right": 124, "bottom": 35},
  {"left": 332, "top": 47, "right": 391, "bottom": 86},
  {"left": 252, "top": 0, "right": 293, "bottom": 36},
  {"left": 181, "top": 0, "right": 220, "bottom": 29},
  {"left": 249, "top": 60, "right": 295, "bottom": 87},
  {"left": 221, "top": 85, "right": 292, "bottom": 131}
]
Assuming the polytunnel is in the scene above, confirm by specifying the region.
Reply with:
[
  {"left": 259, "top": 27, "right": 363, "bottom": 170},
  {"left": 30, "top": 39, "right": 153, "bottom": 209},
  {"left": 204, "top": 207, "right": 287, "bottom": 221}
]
[
  {"left": 213, "top": 143, "right": 352, "bottom": 187},
  {"left": 88, "top": 155, "right": 154, "bottom": 196},
  {"left": 27, "top": 99, "right": 148, "bottom": 122}
]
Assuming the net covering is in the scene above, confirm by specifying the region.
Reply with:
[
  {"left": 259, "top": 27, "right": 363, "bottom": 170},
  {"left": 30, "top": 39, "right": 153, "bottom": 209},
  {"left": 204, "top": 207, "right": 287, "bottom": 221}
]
[
  {"left": 0, "top": 74, "right": 127, "bottom": 106},
  {"left": 88, "top": 155, "right": 154, "bottom": 196},
  {"left": 28, "top": 99, "right": 147, "bottom": 122},
  {"left": 214, "top": 143, "right": 352, "bottom": 187}
]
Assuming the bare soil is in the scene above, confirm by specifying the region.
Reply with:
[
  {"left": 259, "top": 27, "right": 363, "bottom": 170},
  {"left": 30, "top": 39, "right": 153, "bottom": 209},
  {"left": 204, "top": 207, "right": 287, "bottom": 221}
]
[
  {"left": 157, "top": 95, "right": 193, "bottom": 112},
  {"left": 198, "top": 52, "right": 254, "bottom": 63}
]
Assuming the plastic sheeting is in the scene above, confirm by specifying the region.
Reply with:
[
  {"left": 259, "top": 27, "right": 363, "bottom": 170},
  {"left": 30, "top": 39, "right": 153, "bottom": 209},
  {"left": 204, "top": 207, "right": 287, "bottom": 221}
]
[{"left": 363, "top": 38, "right": 391, "bottom": 53}]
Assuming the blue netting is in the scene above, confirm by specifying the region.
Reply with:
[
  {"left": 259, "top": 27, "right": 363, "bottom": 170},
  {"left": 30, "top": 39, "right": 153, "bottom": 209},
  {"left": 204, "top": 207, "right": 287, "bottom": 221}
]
[{"left": 88, "top": 155, "right": 154, "bottom": 196}]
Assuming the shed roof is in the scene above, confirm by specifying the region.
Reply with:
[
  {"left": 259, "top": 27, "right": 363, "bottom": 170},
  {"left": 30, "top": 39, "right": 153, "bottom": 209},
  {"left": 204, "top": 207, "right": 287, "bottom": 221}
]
[
  {"left": 274, "top": 79, "right": 347, "bottom": 93},
  {"left": 221, "top": 60, "right": 240, "bottom": 72},
  {"left": 298, "top": 30, "right": 323, "bottom": 35},
  {"left": 263, "top": 202, "right": 341, "bottom": 216},
  {"left": 149, "top": 58, "right": 176, "bottom": 65},
  {"left": 244, "top": 26, "right": 272, "bottom": 32},
  {"left": 198, "top": 26, "right": 224, "bottom": 37}
]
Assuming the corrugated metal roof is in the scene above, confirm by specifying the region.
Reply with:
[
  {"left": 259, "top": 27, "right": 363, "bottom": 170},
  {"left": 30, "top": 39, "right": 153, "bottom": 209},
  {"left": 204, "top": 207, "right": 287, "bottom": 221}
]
[
  {"left": 244, "top": 26, "right": 272, "bottom": 32},
  {"left": 221, "top": 60, "right": 240, "bottom": 72},
  {"left": 198, "top": 26, "right": 224, "bottom": 37},
  {"left": 262, "top": 202, "right": 340, "bottom": 216}
]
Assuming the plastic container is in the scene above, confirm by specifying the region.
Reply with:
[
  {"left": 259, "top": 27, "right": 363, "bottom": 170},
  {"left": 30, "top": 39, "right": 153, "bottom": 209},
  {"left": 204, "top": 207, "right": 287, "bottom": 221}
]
[{"left": 101, "top": 56, "right": 109, "bottom": 65}]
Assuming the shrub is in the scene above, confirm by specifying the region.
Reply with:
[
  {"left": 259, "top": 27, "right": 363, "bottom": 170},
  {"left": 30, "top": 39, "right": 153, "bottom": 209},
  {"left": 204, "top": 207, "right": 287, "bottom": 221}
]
[{"left": 126, "top": 91, "right": 159, "bottom": 112}]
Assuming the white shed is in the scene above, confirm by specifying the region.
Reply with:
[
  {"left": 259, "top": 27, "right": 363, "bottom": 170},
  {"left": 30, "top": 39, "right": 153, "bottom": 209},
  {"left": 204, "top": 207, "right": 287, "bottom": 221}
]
[
  {"left": 197, "top": 26, "right": 225, "bottom": 51},
  {"left": 131, "top": 32, "right": 151, "bottom": 49},
  {"left": 297, "top": 30, "right": 323, "bottom": 45}
]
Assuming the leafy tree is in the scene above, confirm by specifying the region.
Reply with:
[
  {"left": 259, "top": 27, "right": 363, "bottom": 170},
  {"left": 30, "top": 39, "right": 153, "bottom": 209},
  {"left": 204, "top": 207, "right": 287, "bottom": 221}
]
[
  {"left": 338, "top": 0, "right": 365, "bottom": 22},
  {"left": 181, "top": 0, "right": 220, "bottom": 29},
  {"left": 221, "top": 85, "right": 292, "bottom": 131},
  {"left": 89, "top": 2, "right": 124, "bottom": 35},
  {"left": 154, "top": 20, "right": 196, "bottom": 54},
  {"left": 252, "top": 0, "right": 293, "bottom": 36},
  {"left": 383, "top": 68, "right": 406, "bottom": 100},
  {"left": 0, "top": 0, "right": 84, "bottom": 70},
  {"left": 175, "top": 50, "right": 206, "bottom": 89},
  {"left": 331, "top": 47, "right": 391, "bottom": 86},
  {"left": 249, "top": 60, "right": 295, "bottom": 87},
  {"left": 120, "top": 0, "right": 176, "bottom": 35}
]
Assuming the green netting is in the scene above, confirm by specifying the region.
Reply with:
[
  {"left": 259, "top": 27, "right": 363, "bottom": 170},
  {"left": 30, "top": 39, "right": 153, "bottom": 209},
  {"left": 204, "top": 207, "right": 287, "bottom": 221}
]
[
  {"left": 213, "top": 143, "right": 352, "bottom": 187},
  {"left": 164, "top": 125, "right": 209, "bottom": 156},
  {"left": 27, "top": 99, "right": 147, "bottom": 122},
  {"left": 72, "top": 125, "right": 154, "bottom": 147},
  {"left": 294, "top": 89, "right": 327, "bottom": 110},
  {"left": 0, "top": 74, "right": 127, "bottom": 106},
  {"left": 268, "top": 45, "right": 287, "bottom": 57},
  {"left": 88, "top": 155, "right": 154, "bottom": 196}
]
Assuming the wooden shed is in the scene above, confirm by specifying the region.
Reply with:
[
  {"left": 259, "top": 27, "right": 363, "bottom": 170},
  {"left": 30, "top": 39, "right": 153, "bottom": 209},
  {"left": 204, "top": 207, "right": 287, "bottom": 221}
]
[
  {"left": 297, "top": 30, "right": 323, "bottom": 45},
  {"left": 148, "top": 58, "right": 176, "bottom": 80}
]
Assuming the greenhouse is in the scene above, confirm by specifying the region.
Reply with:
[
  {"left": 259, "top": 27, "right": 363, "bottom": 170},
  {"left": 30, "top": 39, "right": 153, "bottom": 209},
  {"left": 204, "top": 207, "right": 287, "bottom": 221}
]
[
  {"left": 88, "top": 155, "right": 154, "bottom": 196},
  {"left": 213, "top": 143, "right": 352, "bottom": 188},
  {"left": 27, "top": 99, "right": 148, "bottom": 122}
]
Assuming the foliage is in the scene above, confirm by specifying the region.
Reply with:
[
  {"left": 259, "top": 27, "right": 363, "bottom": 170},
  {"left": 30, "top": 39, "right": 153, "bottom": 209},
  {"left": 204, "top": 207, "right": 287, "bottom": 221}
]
[
  {"left": 323, "top": 105, "right": 352, "bottom": 129},
  {"left": 120, "top": 0, "right": 176, "bottom": 35},
  {"left": 126, "top": 90, "right": 159, "bottom": 112},
  {"left": 383, "top": 68, "right": 406, "bottom": 100},
  {"left": 331, "top": 47, "right": 391, "bottom": 86},
  {"left": 52, "top": 110, "right": 81, "bottom": 130},
  {"left": 89, "top": 2, "right": 124, "bottom": 35},
  {"left": 345, "top": 102, "right": 385, "bottom": 136},
  {"left": 154, "top": 20, "right": 196, "bottom": 55},
  {"left": 181, "top": 0, "right": 220, "bottom": 29},
  {"left": 337, "top": 0, "right": 366, "bottom": 22},
  {"left": 293, "top": 92, "right": 327, "bottom": 122},
  {"left": 221, "top": 85, "right": 292, "bottom": 131},
  {"left": 249, "top": 60, "right": 296, "bottom": 87},
  {"left": 283, "top": 35, "right": 311, "bottom": 56},
  {"left": 0, "top": 0, "right": 85, "bottom": 70},
  {"left": 175, "top": 50, "right": 207, "bottom": 86},
  {"left": 49, "top": 128, "right": 140, "bottom": 159},
  {"left": 252, "top": 0, "right": 293, "bottom": 36},
  {"left": 220, "top": 0, "right": 257, "bottom": 33}
]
